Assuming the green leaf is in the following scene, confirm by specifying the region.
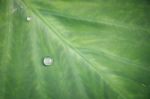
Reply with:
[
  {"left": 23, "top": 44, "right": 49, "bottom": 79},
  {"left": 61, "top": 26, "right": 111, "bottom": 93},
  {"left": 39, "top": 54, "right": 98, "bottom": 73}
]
[{"left": 0, "top": 0, "right": 150, "bottom": 99}]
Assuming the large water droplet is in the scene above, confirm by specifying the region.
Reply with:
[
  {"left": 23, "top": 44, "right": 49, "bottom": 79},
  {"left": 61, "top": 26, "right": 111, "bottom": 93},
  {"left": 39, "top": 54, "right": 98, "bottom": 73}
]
[
  {"left": 27, "top": 16, "right": 32, "bottom": 21},
  {"left": 43, "top": 56, "right": 53, "bottom": 66}
]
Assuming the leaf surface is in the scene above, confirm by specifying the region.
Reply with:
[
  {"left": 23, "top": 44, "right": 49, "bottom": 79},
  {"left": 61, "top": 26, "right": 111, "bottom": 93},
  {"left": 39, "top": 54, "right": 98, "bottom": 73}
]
[{"left": 0, "top": 0, "right": 150, "bottom": 99}]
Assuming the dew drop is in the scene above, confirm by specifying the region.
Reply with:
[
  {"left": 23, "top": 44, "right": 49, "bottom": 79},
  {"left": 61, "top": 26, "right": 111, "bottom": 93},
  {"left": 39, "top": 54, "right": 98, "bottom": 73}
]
[
  {"left": 43, "top": 56, "right": 53, "bottom": 66},
  {"left": 27, "top": 16, "right": 32, "bottom": 21}
]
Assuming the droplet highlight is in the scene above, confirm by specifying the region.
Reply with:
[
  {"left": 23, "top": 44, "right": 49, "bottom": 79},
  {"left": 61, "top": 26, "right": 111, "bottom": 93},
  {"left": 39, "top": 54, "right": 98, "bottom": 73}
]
[
  {"left": 26, "top": 16, "right": 32, "bottom": 21},
  {"left": 43, "top": 56, "right": 53, "bottom": 66}
]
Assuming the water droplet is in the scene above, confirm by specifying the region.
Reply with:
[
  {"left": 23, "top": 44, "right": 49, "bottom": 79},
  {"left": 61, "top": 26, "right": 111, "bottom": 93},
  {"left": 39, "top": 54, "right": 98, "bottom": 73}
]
[
  {"left": 27, "top": 16, "right": 32, "bottom": 21},
  {"left": 43, "top": 56, "right": 53, "bottom": 66}
]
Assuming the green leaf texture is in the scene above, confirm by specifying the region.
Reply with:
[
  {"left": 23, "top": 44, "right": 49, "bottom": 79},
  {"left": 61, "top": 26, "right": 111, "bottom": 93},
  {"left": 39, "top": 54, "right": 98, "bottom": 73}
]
[{"left": 0, "top": 0, "right": 150, "bottom": 99}]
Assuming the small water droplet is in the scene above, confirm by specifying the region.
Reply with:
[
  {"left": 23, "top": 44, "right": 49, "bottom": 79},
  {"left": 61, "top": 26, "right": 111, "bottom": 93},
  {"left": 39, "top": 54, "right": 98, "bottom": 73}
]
[
  {"left": 27, "top": 16, "right": 32, "bottom": 21},
  {"left": 43, "top": 56, "right": 53, "bottom": 66}
]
